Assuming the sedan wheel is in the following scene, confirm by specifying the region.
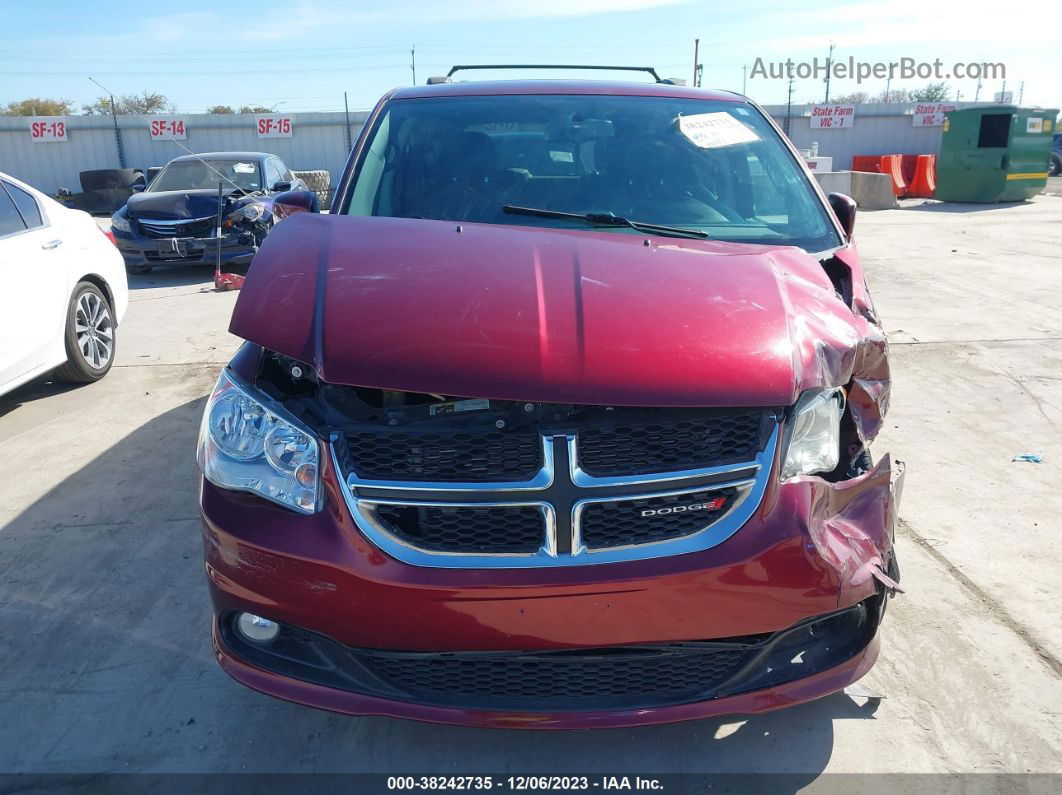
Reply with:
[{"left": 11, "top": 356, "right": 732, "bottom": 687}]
[{"left": 55, "top": 282, "right": 117, "bottom": 383}]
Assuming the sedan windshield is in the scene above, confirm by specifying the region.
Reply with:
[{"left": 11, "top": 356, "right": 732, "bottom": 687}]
[
  {"left": 149, "top": 159, "right": 262, "bottom": 192},
  {"left": 345, "top": 94, "right": 841, "bottom": 252}
]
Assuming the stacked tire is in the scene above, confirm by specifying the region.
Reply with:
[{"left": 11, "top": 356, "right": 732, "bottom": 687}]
[
  {"left": 75, "top": 169, "right": 146, "bottom": 215},
  {"left": 293, "top": 170, "right": 330, "bottom": 209}
]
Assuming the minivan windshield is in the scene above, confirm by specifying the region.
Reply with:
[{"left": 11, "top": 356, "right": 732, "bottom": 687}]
[
  {"left": 149, "top": 159, "right": 262, "bottom": 193},
  {"left": 345, "top": 94, "right": 841, "bottom": 253}
]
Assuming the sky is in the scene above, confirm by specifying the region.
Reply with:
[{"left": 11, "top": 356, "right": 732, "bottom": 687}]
[{"left": 1, "top": 0, "right": 1056, "bottom": 114}]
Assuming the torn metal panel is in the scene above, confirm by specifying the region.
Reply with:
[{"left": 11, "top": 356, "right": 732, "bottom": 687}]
[{"left": 797, "top": 455, "right": 905, "bottom": 595}]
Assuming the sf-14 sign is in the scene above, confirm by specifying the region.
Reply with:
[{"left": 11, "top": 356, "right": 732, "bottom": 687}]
[{"left": 149, "top": 118, "right": 187, "bottom": 140}]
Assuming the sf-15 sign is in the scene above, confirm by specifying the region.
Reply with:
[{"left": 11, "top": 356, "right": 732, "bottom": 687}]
[
  {"left": 255, "top": 115, "right": 293, "bottom": 138},
  {"left": 29, "top": 117, "right": 68, "bottom": 142},
  {"left": 149, "top": 118, "right": 187, "bottom": 140}
]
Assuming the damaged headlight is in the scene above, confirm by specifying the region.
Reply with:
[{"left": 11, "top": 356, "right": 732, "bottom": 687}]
[
  {"left": 110, "top": 211, "right": 131, "bottom": 233},
  {"left": 228, "top": 202, "right": 265, "bottom": 223},
  {"left": 781, "top": 388, "right": 845, "bottom": 479},
  {"left": 197, "top": 369, "right": 319, "bottom": 514}
]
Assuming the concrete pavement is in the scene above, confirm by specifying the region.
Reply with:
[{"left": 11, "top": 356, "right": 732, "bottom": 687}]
[{"left": 1, "top": 198, "right": 1060, "bottom": 778}]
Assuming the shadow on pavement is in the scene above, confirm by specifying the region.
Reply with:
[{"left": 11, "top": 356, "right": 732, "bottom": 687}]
[{"left": 0, "top": 397, "right": 876, "bottom": 780}]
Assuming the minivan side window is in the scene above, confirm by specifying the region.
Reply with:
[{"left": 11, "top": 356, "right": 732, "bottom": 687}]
[
  {"left": 0, "top": 183, "right": 28, "bottom": 238},
  {"left": 5, "top": 182, "right": 44, "bottom": 229}
]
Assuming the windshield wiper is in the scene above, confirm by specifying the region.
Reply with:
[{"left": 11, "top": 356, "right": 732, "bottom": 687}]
[{"left": 502, "top": 205, "right": 708, "bottom": 239}]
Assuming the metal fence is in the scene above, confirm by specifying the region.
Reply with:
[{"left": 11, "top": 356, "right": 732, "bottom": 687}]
[
  {"left": 0, "top": 111, "right": 370, "bottom": 196},
  {"left": 761, "top": 102, "right": 993, "bottom": 169},
  {"left": 0, "top": 101, "right": 1007, "bottom": 197}
]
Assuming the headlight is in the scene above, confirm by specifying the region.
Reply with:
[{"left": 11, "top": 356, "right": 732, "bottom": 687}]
[
  {"left": 197, "top": 369, "right": 320, "bottom": 513},
  {"left": 781, "top": 388, "right": 844, "bottom": 479},
  {"left": 229, "top": 202, "right": 265, "bottom": 223},
  {"left": 110, "top": 212, "right": 131, "bottom": 233}
]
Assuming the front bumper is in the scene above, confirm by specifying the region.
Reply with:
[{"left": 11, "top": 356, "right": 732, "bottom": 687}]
[
  {"left": 114, "top": 229, "right": 256, "bottom": 267},
  {"left": 213, "top": 598, "right": 879, "bottom": 730},
  {"left": 201, "top": 438, "right": 904, "bottom": 727}
]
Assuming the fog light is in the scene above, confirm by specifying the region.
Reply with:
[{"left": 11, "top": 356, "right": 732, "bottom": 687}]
[{"left": 235, "top": 612, "right": 280, "bottom": 644}]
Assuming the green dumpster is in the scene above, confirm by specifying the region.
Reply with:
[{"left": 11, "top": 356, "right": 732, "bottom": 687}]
[{"left": 935, "top": 105, "right": 1058, "bottom": 202}]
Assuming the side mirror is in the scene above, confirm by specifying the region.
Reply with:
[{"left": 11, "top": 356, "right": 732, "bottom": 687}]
[
  {"left": 272, "top": 180, "right": 293, "bottom": 192},
  {"left": 271, "top": 189, "right": 319, "bottom": 219},
  {"left": 131, "top": 184, "right": 146, "bottom": 193},
  {"left": 828, "top": 192, "right": 857, "bottom": 239}
]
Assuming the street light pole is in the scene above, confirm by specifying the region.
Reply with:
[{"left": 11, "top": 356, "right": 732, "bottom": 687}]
[
  {"left": 89, "top": 76, "right": 125, "bottom": 169},
  {"left": 692, "top": 39, "right": 699, "bottom": 87}
]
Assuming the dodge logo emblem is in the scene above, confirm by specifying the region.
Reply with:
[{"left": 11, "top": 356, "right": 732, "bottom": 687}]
[{"left": 641, "top": 496, "right": 726, "bottom": 517}]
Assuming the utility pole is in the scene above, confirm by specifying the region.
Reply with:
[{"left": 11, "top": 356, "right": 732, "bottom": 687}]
[
  {"left": 742, "top": 65, "right": 747, "bottom": 95},
  {"left": 974, "top": 74, "right": 982, "bottom": 102},
  {"left": 692, "top": 39, "right": 699, "bottom": 86},
  {"left": 884, "top": 74, "right": 891, "bottom": 103},
  {"left": 411, "top": 46, "right": 417, "bottom": 86},
  {"left": 956, "top": 90, "right": 962, "bottom": 102},
  {"left": 784, "top": 78, "right": 794, "bottom": 136},
  {"left": 823, "top": 41, "right": 835, "bottom": 103},
  {"left": 89, "top": 76, "right": 126, "bottom": 169},
  {"left": 1018, "top": 81, "right": 1024, "bottom": 105},
  {"left": 695, "top": 64, "right": 703, "bottom": 88},
  {"left": 1000, "top": 79, "right": 1007, "bottom": 103}
]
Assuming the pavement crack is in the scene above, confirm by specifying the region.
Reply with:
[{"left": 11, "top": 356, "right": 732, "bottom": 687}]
[
  {"left": 890, "top": 336, "right": 1062, "bottom": 346},
  {"left": 897, "top": 517, "right": 1062, "bottom": 680}
]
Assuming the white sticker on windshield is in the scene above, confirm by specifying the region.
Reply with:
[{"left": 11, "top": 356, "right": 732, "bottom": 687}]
[
  {"left": 549, "top": 150, "right": 574, "bottom": 163},
  {"left": 678, "top": 112, "right": 759, "bottom": 149},
  {"left": 233, "top": 162, "right": 256, "bottom": 173}
]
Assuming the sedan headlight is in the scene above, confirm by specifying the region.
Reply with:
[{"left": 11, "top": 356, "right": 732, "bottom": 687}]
[
  {"left": 781, "top": 388, "right": 845, "bottom": 479},
  {"left": 229, "top": 202, "right": 265, "bottom": 223},
  {"left": 110, "top": 212, "right": 131, "bottom": 233},
  {"left": 197, "top": 369, "right": 320, "bottom": 513}
]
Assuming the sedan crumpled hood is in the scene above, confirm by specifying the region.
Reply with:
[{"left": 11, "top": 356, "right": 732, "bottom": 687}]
[
  {"left": 230, "top": 213, "right": 886, "bottom": 410},
  {"left": 126, "top": 188, "right": 240, "bottom": 219}
]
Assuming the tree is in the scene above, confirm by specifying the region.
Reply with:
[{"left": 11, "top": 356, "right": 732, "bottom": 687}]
[
  {"left": 238, "top": 105, "right": 273, "bottom": 113},
  {"left": 829, "top": 91, "right": 870, "bottom": 104},
  {"left": 1, "top": 97, "right": 76, "bottom": 116},
  {"left": 909, "top": 82, "right": 952, "bottom": 102},
  {"left": 878, "top": 88, "right": 912, "bottom": 103},
  {"left": 82, "top": 90, "right": 173, "bottom": 115},
  {"left": 206, "top": 105, "right": 235, "bottom": 114}
]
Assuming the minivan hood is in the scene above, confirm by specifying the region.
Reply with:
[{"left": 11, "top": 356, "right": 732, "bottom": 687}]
[
  {"left": 231, "top": 214, "right": 869, "bottom": 407},
  {"left": 126, "top": 188, "right": 241, "bottom": 219}
]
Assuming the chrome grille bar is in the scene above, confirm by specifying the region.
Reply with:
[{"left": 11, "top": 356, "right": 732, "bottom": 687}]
[{"left": 333, "top": 422, "right": 778, "bottom": 569}]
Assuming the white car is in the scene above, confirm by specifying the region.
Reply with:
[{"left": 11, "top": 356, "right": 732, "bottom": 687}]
[{"left": 0, "top": 172, "right": 128, "bottom": 398}]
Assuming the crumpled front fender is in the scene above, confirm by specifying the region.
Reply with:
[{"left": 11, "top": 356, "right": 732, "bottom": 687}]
[{"left": 789, "top": 454, "right": 905, "bottom": 599}]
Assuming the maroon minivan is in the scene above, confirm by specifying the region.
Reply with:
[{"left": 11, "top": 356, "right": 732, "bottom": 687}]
[{"left": 197, "top": 70, "right": 904, "bottom": 729}]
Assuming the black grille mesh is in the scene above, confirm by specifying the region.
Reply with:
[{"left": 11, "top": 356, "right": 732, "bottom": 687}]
[
  {"left": 373, "top": 504, "right": 545, "bottom": 553},
  {"left": 135, "top": 218, "right": 215, "bottom": 238},
  {"left": 580, "top": 488, "right": 737, "bottom": 549},
  {"left": 362, "top": 647, "right": 749, "bottom": 702},
  {"left": 578, "top": 412, "right": 765, "bottom": 476},
  {"left": 344, "top": 430, "right": 542, "bottom": 482}
]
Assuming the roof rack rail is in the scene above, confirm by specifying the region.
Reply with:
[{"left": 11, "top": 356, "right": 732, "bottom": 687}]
[{"left": 444, "top": 64, "right": 664, "bottom": 83}]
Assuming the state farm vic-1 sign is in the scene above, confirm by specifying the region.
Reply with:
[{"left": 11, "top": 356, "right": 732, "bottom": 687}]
[{"left": 809, "top": 105, "right": 855, "bottom": 129}]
